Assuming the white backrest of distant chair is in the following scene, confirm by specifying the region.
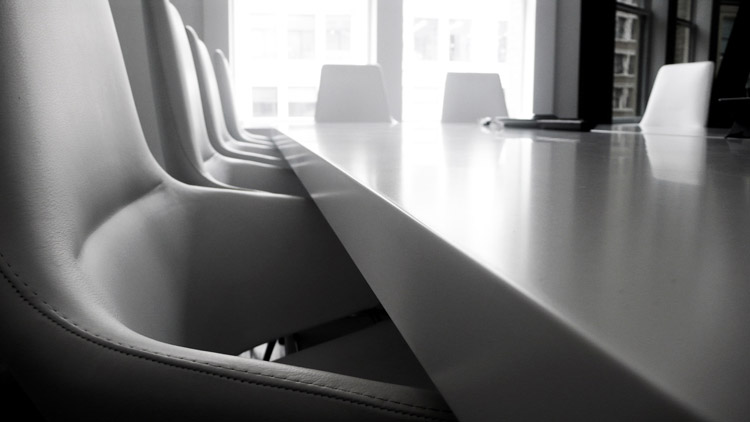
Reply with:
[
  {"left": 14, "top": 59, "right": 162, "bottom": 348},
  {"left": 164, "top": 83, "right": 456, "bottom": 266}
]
[
  {"left": 639, "top": 61, "right": 714, "bottom": 130},
  {"left": 441, "top": 73, "right": 508, "bottom": 123},
  {"left": 315, "top": 64, "right": 393, "bottom": 123}
]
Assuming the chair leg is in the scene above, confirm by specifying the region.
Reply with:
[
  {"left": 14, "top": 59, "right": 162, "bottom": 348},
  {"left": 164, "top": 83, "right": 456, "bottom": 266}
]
[
  {"left": 284, "top": 334, "right": 299, "bottom": 355},
  {"left": 262, "top": 339, "right": 276, "bottom": 361}
]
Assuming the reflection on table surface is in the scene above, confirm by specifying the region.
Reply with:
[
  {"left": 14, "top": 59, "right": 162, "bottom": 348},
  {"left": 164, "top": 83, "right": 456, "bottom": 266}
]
[
  {"left": 280, "top": 122, "right": 750, "bottom": 422},
  {"left": 593, "top": 122, "right": 729, "bottom": 138}
]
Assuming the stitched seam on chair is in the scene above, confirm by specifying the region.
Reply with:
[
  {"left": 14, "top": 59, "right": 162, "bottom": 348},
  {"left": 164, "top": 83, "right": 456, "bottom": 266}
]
[
  {"left": 0, "top": 252, "right": 454, "bottom": 420},
  {"left": 0, "top": 257, "right": 452, "bottom": 420}
]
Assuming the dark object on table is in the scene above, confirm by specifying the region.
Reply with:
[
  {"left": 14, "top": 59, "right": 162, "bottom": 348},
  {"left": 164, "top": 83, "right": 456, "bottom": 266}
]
[
  {"left": 537, "top": 118, "right": 594, "bottom": 132},
  {"left": 484, "top": 115, "right": 593, "bottom": 132},
  {"left": 492, "top": 114, "right": 561, "bottom": 129},
  {"left": 497, "top": 117, "right": 539, "bottom": 128},
  {"left": 718, "top": 97, "right": 750, "bottom": 138}
]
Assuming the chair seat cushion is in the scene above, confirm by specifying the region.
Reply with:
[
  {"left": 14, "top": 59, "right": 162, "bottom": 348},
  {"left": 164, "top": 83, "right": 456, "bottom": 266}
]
[{"left": 277, "top": 320, "right": 436, "bottom": 390}]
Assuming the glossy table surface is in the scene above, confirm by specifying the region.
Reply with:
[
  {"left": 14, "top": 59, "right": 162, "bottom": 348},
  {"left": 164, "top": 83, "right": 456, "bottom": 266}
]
[
  {"left": 277, "top": 123, "right": 750, "bottom": 422},
  {"left": 592, "top": 123, "right": 730, "bottom": 138}
]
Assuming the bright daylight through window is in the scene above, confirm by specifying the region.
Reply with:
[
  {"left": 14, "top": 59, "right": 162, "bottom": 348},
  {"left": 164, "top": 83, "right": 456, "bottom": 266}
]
[
  {"left": 232, "top": 0, "right": 534, "bottom": 124},
  {"left": 233, "top": 0, "right": 371, "bottom": 124},
  {"left": 403, "top": 0, "right": 534, "bottom": 121}
]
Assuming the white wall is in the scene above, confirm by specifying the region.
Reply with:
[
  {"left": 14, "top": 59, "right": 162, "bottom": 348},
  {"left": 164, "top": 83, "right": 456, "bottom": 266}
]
[
  {"left": 172, "top": 0, "right": 231, "bottom": 57},
  {"left": 172, "top": 0, "right": 204, "bottom": 36},
  {"left": 534, "top": 0, "right": 557, "bottom": 115},
  {"left": 203, "top": 0, "right": 232, "bottom": 60},
  {"left": 377, "top": 0, "right": 404, "bottom": 121}
]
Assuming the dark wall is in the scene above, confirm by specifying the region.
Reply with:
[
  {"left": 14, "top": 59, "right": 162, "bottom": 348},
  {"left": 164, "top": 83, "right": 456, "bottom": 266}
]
[
  {"left": 577, "top": 0, "right": 616, "bottom": 125},
  {"left": 709, "top": 0, "right": 750, "bottom": 127}
]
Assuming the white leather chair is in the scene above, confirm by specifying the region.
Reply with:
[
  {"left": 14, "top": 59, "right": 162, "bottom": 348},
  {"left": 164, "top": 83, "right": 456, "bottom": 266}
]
[
  {"left": 0, "top": 1, "right": 455, "bottom": 420},
  {"left": 142, "top": 1, "right": 304, "bottom": 196},
  {"left": 441, "top": 72, "right": 509, "bottom": 123},
  {"left": 185, "top": 26, "right": 284, "bottom": 164},
  {"left": 211, "top": 49, "right": 273, "bottom": 144},
  {"left": 639, "top": 61, "right": 715, "bottom": 130},
  {"left": 315, "top": 64, "right": 394, "bottom": 123}
]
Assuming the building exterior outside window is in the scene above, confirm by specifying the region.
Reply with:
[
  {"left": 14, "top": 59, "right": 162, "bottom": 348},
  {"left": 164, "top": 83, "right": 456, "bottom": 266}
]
[
  {"left": 247, "top": 14, "right": 277, "bottom": 59},
  {"left": 612, "top": 1, "right": 646, "bottom": 119},
  {"left": 288, "top": 15, "right": 316, "bottom": 60},
  {"left": 676, "top": 0, "right": 692, "bottom": 20}
]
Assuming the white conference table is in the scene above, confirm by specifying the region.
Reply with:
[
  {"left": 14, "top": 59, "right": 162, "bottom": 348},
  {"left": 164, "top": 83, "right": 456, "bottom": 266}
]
[
  {"left": 275, "top": 123, "right": 750, "bottom": 422},
  {"left": 592, "top": 123, "right": 730, "bottom": 139}
]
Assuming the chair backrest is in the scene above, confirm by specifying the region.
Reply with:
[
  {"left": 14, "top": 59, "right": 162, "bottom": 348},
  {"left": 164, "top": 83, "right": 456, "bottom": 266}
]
[
  {"left": 185, "top": 26, "right": 234, "bottom": 150},
  {"left": 0, "top": 4, "right": 456, "bottom": 420},
  {"left": 314, "top": 64, "right": 393, "bottom": 123},
  {"left": 639, "top": 61, "right": 715, "bottom": 129},
  {"left": 0, "top": 0, "right": 166, "bottom": 287},
  {"left": 0, "top": 0, "right": 201, "bottom": 411},
  {"left": 441, "top": 72, "right": 508, "bottom": 123},
  {"left": 212, "top": 49, "right": 249, "bottom": 140},
  {"left": 142, "top": 0, "right": 222, "bottom": 187}
]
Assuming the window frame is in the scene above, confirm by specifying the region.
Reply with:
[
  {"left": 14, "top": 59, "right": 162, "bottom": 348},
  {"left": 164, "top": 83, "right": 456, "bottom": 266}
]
[{"left": 671, "top": 0, "right": 696, "bottom": 64}]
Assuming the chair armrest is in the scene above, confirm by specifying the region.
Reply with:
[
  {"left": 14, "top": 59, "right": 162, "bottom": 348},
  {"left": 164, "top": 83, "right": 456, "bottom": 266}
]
[{"left": 177, "top": 183, "right": 379, "bottom": 353}]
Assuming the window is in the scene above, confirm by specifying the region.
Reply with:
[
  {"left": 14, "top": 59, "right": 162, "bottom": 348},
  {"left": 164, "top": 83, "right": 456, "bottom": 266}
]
[
  {"left": 247, "top": 15, "right": 277, "bottom": 59},
  {"left": 612, "top": 86, "right": 636, "bottom": 113},
  {"left": 449, "top": 20, "right": 471, "bottom": 62},
  {"left": 614, "top": 51, "right": 637, "bottom": 76},
  {"left": 612, "top": 1, "right": 647, "bottom": 119},
  {"left": 497, "top": 21, "right": 508, "bottom": 62},
  {"left": 233, "top": 0, "right": 371, "bottom": 124},
  {"left": 402, "top": 0, "right": 535, "bottom": 121},
  {"left": 252, "top": 87, "right": 278, "bottom": 117},
  {"left": 674, "top": 25, "right": 691, "bottom": 63},
  {"left": 413, "top": 18, "right": 439, "bottom": 61},
  {"left": 676, "top": 0, "right": 692, "bottom": 20},
  {"left": 234, "top": 0, "right": 534, "bottom": 124},
  {"left": 288, "top": 15, "right": 316, "bottom": 60},
  {"left": 673, "top": 0, "right": 694, "bottom": 64},
  {"left": 615, "top": 14, "right": 636, "bottom": 40},
  {"left": 326, "top": 15, "right": 351, "bottom": 56},
  {"left": 288, "top": 87, "right": 317, "bottom": 117}
]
